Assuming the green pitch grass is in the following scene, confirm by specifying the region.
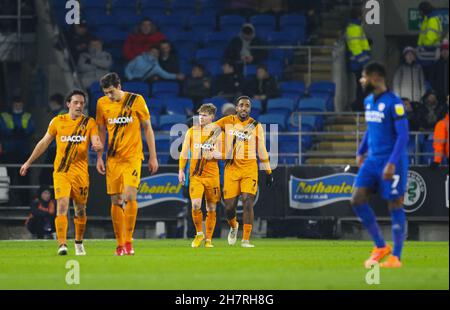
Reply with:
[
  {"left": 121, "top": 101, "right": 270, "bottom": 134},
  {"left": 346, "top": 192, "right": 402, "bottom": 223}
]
[{"left": 0, "top": 239, "right": 447, "bottom": 290}]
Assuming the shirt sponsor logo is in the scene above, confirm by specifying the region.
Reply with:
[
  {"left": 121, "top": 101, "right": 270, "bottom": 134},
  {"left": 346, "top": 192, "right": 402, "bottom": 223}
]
[
  {"left": 60, "top": 135, "right": 87, "bottom": 143},
  {"left": 194, "top": 143, "right": 214, "bottom": 150},
  {"left": 228, "top": 130, "right": 252, "bottom": 141},
  {"left": 365, "top": 110, "right": 385, "bottom": 123},
  {"left": 108, "top": 116, "right": 133, "bottom": 125}
]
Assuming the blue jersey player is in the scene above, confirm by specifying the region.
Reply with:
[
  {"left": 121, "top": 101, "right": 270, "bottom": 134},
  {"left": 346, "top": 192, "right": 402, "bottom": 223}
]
[{"left": 352, "top": 62, "right": 409, "bottom": 269}]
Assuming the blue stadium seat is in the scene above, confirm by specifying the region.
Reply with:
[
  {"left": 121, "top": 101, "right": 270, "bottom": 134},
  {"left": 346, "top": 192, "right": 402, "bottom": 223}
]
[
  {"left": 298, "top": 97, "right": 327, "bottom": 112},
  {"left": 207, "top": 60, "right": 223, "bottom": 77},
  {"left": 254, "top": 26, "right": 275, "bottom": 40},
  {"left": 80, "top": 0, "right": 108, "bottom": 9},
  {"left": 86, "top": 13, "right": 116, "bottom": 28},
  {"left": 204, "top": 32, "right": 233, "bottom": 49},
  {"left": 82, "top": 8, "right": 107, "bottom": 24},
  {"left": 158, "top": 14, "right": 185, "bottom": 28},
  {"left": 243, "top": 65, "right": 257, "bottom": 77},
  {"left": 140, "top": 9, "right": 166, "bottom": 22},
  {"left": 159, "top": 115, "right": 187, "bottom": 131},
  {"left": 152, "top": 81, "right": 180, "bottom": 98},
  {"left": 267, "top": 98, "right": 296, "bottom": 115},
  {"left": 147, "top": 98, "right": 165, "bottom": 114},
  {"left": 265, "top": 60, "right": 284, "bottom": 79},
  {"left": 250, "top": 14, "right": 276, "bottom": 28},
  {"left": 250, "top": 99, "right": 262, "bottom": 119},
  {"left": 288, "top": 114, "right": 317, "bottom": 131},
  {"left": 115, "top": 14, "right": 142, "bottom": 30},
  {"left": 267, "top": 31, "right": 297, "bottom": 45},
  {"left": 95, "top": 27, "right": 128, "bottom": 46},
  {"left": 258, "top": 113, "right": 287, "bottom": 131},
  {"left": 111, "top": 0, "right": 137, "bottom": 10},
  {"left": 121, "top": 82, "right": 149, "bottom": 96},
  {"left": 420, "top": 135, "right": 435, "bottom": 165},
  {"left": 219, "top": 15, "right": 246, "bottom": 31},
  {"left": 195, "top": 48, "right": 223, "bottom": 64},
  {"left": 179, "top": 60, "right": 193, "bottom": 75},
  {"left": 202, "top": 97, "right": 228, "bottom": 112},
  {"left": 165, "top": 97, "right": 194, "bottom": 115},
  {"left": 176, "top": 44, "right": 196, "bottom": 61},
  {"left": 171, "top": 1, "right": 197, "bottom": 16},
  {"left": 89, "top": 81, "right": 102, "bottom": 94},
  {"left": 189, "top": 15, "right": 217, "bottom": 32},
  {"left": 155, "top": 135, "right": 171, "bottom": 154},
  {"left": 141, "top": 0, "right": 167, "bottom": 10},
  {"left": 309, "top": 81, "right": 335, "bottom": 95},
  {"left": 280, "top": 81, "right": 306, "bottom": 100},
  {"left": 280, "top": 14, "right": 306, "bottom": 29}
]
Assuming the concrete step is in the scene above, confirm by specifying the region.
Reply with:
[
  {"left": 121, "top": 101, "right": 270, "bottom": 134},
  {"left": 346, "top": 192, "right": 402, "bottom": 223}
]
[
  {"left": 318, "top": 37, "right": 338, "bottom": 46},
  {"left": 315, "top": 141, "right": 357, "bottom": 151},
  {"left": 317, "top": 134, "right": 358, "bottom": 141},
  {"left": 326, "top": 115, "right": 366, "bottom": 125},
  {"left": 304, "top": 157, "right": 356, "bottom": 165},
  {"left": 292, "top": 63, "right": 332, "bottom": 73},
  {"left": 325, "top": 124, "right": 367, "bottom": 132},
  {"left": 318, "top": 28, "right": 342, "bottom": 38}
]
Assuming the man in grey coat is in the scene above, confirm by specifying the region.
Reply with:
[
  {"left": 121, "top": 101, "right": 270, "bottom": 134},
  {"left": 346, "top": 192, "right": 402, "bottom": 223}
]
[
  {"left": 78, "top": 38, "right": 112, "bottom": 89},
  {"left": 393, "top": 46, "right": 426, "bottom": 103}
]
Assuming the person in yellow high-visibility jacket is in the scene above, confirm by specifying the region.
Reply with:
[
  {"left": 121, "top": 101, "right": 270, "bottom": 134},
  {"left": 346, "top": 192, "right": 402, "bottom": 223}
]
[
  {"left": 417, "top": 1, "right": 443, "bottom": 75},
  {"left": 346, "top": 7, "right": 371, "bottom": 111}
]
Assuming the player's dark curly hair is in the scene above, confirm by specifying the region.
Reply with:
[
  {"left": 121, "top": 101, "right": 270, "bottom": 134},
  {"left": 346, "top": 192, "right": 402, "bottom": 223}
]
[
  {"left": 100, "top": 72, "right": 121, "bottom": 89},
  {"left": 65, "top": 89, "right": 87, "bottom": 104},
  {"left": 234, "top": 95, "right": 251, "bottom": 105}
]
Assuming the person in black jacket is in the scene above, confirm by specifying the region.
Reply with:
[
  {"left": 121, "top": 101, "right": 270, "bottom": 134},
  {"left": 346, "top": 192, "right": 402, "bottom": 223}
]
[
  {"left": 224, "top": 24, "right": 268, "bottom": 72},
  {"left": 214, "top": 61, "right": 244, "bottom": 100},
  {"left": 159, "top": 41, "right": 180, "bottom": 74},
  {"left": 430, "top": 40, "right": 449, "bottom": 104},
  {"left": 25, "top": 185, "right": 56, "bottom": 239},
  {"left": 244, "top": 64, "right": 279, "bottom": 111}
]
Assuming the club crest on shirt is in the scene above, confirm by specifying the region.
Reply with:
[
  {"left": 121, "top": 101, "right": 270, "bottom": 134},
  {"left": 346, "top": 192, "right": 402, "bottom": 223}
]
[{"left": 378, "top": 103, "right": 385, "bottom": 112}]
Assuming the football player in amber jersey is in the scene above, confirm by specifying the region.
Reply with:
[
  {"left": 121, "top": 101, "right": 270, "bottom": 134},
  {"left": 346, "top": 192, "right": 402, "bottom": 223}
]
[
  {"left": 96, "top": 73, "right": 158, "bottom": 256},
  {"left": 20, "top": 90, "right": 102, "bottom": 256},
  {"left": 179, "top": 103, "right": 222, "bottom": 248},
  {"left": 208, "top": 96, "right": 274, "bottom": 248}
]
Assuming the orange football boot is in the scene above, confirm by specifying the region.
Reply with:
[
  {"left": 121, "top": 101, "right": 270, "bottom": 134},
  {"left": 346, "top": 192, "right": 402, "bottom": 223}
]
[{"left": 364, "top": 244, "right": 392, "bottom": 268}]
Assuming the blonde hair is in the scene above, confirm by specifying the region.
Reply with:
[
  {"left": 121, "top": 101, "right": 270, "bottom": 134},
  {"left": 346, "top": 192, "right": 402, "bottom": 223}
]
[{"left": 197, "top": 103, "right": 217, "bottom": 115}]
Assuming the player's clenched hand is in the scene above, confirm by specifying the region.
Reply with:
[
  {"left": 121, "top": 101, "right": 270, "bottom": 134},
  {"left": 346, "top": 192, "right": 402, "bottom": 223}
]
[
  {"left": 265, "top": 173, "right": 274, "bottom": 188},
  {"left": 148, "top": 157, "right": 158, "bottom": 175},
  {"left": 20, "top": 162, "right": 30, "bottom": 176},
  {"left": 356, "top": 155, "right": 365, "bottom": 167},
  {"left": 383, "top": 163, "right": 396, "bottom": 180},
  {"left": 91, "top": 140, "right": 103, "bottom": 152},
  {"left": 96, "top": 157, "right": 106, "bottom": 175},
  {"left": 178, "top": 170, "right": 185, "bottom": 185}
]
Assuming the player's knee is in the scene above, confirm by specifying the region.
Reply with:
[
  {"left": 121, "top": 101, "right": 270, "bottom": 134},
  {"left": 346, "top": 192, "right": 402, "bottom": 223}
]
[
  {"left": 57, "top": 199, "right": 69, "bottom": 215},
  {"left": 388, "top": 199, "right": 404, "bottom": 211},
  {"left": 74, "top": 205, "right": 86, "bottom": 217},
  {"left": 192, "top": 200, "right": 202, "bottom": 210},
  {"left": 206, "top": 203, "right": 216, "bottom": 212},
  {"left": 351, "top": 193, "right": 367, "bottom": 207}
]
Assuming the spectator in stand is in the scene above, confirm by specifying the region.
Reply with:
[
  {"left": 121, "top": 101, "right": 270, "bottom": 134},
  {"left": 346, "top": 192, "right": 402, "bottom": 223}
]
[
  {"left": 214, "top": 61, "right": 244, "bottom": 101},
  {"left": 258, "top": 0, "right": 288, "bottom": 21},
  {"left": 417, "top": 90, "right": 447, "bottom": 131},
  {"left": 159, "top": 41, "right": 180, "bottom": 74},
  {"left": 245, "top": 64, "right": 279, "bottom": 110},
  {"left": 0, "top": 96, "right": 35, "bottom": 205},
  {"left": 431, "top": 96, "right": 449, "bottom": 168},
  {"left": 66, "top": 20, "right": 93, "bottom": 61},
  {"left": 125, "top": 47, "right": 184, "bottom": 82},
  {"left": 221, "top": 103, "right": 236, "bottom": 117},
  {"left": 78, "top": 38, "right": 112, "bottom": 89},
  {"left": 183, "top": 64, "right": 212, "bottom": 109},
  {"left": 393, "top": 47, "right": 426, "bottom": 103},
  {"left": 402, "top": 97, "right": 421, "bottom": 132},
  {"left": 430, "top": 40, "right": 449, "bottom": 103},
  {"left": 224, "top": 24, "right": 268, "bottom": 71},
  {"left": 25, "top": 185, "right": 56, "bottom": 239},
  {"left": 123, "top": 18, "right": 167, "bottom": 62},
  {"left": 346, "top": 7, "right": 371, "bottom": 111},
  {"left": 416, "top": 1, "right": 443, "bottom": 79}
]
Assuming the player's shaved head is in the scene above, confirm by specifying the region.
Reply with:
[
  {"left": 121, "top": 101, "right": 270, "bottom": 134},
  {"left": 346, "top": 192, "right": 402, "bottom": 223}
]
[{"left": 364, "top": 62, "right": 386, "bottom": 78}]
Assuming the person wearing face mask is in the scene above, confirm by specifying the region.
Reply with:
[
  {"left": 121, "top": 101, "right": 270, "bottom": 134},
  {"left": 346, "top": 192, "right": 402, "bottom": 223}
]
[
  {"left": 0, "top": 96, "right": 35, "bottom": 205},
  {"left": 25, "top": 185, "right": 56, "bottom": 239},
  {"left": 393, "top": 47, "right": 426, "bottom": 103},
  {"left": 78, "top": 38, "right": 113, "bottom": 89}
]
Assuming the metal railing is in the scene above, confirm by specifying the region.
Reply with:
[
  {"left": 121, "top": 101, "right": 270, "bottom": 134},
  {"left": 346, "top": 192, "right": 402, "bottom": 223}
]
[{"left": 0, "top": 0, "right": 35, "bottom": 61}]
